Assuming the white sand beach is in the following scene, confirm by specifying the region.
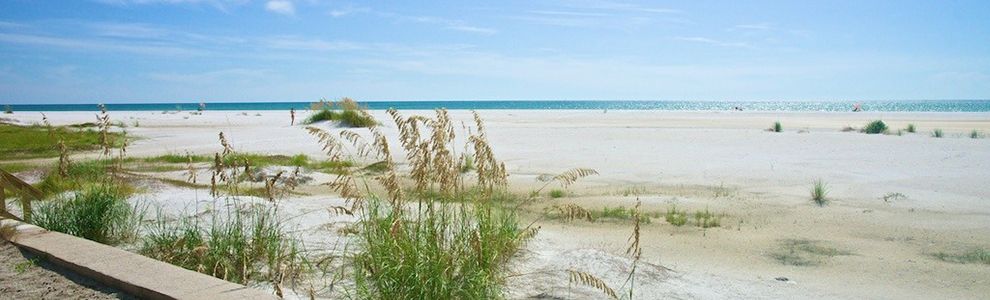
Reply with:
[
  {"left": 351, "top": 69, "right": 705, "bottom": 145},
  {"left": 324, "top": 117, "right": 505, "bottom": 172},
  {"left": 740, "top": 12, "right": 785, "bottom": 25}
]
[{"left": 4, "top": 109, "right": 990, "bottom": 299}]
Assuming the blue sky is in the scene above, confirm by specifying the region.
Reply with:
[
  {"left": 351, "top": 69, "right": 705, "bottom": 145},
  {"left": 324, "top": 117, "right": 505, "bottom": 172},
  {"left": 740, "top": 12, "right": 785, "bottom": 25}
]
[{"left": 1, "top": 0, "right": 988, "bottom": 103}]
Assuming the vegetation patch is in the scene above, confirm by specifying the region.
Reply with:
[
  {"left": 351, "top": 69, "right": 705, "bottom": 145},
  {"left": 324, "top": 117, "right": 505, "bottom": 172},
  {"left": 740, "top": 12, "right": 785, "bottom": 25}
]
[
  {"left": 665, "top": 205, "right": 688, "bottom": 226},
  {"left": 906, "top": 124, "right": 916, "bottom": 133},
  {"left": 862, "top": 120, "right": 888, "bottom": 134},
  {"left": 304, "top": 97, "right": 377, "bottom": 128},
  {"left": 769, "top": 239, "right": 852, "bottom": 266},
  {"left": 0, "top": 123, "right": 125, "bottom": 159},
  {"left": 811, "top": 179, "right": 829, "bottom": 206},
  {"left": 140, "top": 206, "right": 302, "bottom": 284},
  {"left": 932, "top": 129, "right": 944, "bottom": 138},
  {"left": 33, "top": 184, "right": 144, "bottom": 245},
  {"left": 931, "top": 248, "right": 990, "bottom": 265},
  {"left": 693, "top": 208, "right": 721, "bottom": 228}
]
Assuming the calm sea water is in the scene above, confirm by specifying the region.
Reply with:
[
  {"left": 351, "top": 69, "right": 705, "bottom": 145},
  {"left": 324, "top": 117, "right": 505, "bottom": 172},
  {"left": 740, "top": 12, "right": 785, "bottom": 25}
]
[{"left": 6, "top": 100, "right": 990, "bottom": 112}]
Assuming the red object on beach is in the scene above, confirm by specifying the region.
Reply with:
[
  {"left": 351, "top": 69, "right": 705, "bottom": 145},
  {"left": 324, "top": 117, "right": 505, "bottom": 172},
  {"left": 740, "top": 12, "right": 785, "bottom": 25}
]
[{"left": 853, "top": 103, "right": 862, "bottom": 112}]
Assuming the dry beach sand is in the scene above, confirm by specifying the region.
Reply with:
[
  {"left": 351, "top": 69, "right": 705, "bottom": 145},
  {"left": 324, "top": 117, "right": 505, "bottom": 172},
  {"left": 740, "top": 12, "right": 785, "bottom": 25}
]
[{"left": 4, "top": 109, "right": 990, "bottom": 299}]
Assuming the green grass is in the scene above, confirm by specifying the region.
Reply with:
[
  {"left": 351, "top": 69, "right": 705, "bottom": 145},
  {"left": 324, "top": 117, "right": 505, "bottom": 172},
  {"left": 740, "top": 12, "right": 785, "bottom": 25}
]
[
  {"left": 590, "top": 206, "right": 652, "bottom": 224},
  {"left": 354, "top": 195, "right": 524, "bottom": 299},
  {"left": 772, "top": 121, "right": 782, "bottom": 133},
  {"left": 35, "top": 159, "right": 135, "bottom": 197},
  {"left": 0, "top": 162, "right": 39, "bottom": 173},
  {"left": 304, "top": 109, "right": 377, "bottom": 128},
  {"left": 665, "top": 205, "right": 688, "bottom": 226},
  {"left": 32, "top": 184, "right": 144, "bottom": 245},
  {"left": 932, "top": 128, "right": 944, "bottom": 138},
  {"left": 460, "top": 155, "right": 475, "bottom": 173},
  {"left": 548, "top": 189, "right": 565, "bottom": 198},
  {"left": 970, "top": 129, "right": 981, "bottom": 139},
  {"left": 0, "top": 123, "right": 125, "bottom": 159},
  {"left": 811, "top": 179, "right": 828, "bottom": 206},
  {"left": 862, "top": 120, "right": 888, "bottom": 134},
  {"left": 693, "top": 208, "right": 721, "bottom": 228},
  {"left": 140, "top": 206, "right": 302, "bottom": 284},
  {"left": 906, "top": 124, "right": 916, "bottom": 133},
  {"left": 770, "top": 239, "right": 852, "bottom": 266},
  {"left": 931, "top": 248, "right": 990, "bottom": 265}
]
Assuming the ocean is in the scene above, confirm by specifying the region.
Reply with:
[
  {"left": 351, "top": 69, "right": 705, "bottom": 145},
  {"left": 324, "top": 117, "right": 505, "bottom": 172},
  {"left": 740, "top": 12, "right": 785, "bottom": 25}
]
[{"left": 5, "top": 100, "right": 990, "bottom": 112}]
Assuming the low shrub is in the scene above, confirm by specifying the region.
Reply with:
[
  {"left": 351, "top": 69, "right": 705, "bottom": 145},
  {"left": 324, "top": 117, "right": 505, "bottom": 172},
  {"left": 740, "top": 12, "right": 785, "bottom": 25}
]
[{"left": 862, "top": 120, "right": 888, "bottom": 134}]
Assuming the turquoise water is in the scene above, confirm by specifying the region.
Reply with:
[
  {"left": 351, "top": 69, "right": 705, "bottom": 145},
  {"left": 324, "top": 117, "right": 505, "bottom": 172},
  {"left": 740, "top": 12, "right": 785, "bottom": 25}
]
[{"left": 6, "top": 100, "right": 990, "bottom": 112}]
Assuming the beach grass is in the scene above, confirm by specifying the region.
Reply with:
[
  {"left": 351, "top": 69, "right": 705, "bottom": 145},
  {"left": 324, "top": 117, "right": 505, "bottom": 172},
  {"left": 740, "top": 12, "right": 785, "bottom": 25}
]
[
  {"left": 906, "top": 124, "right": 916, "bottom": 133},
  {"left": 772, "top": 121, "right": 782, "bottom": 133},
  {"left": 693, "top": 208, "right": 721, "bottom": 228},
  {"left": 548, "top": 189, "right": 565, "bottom": 198},
  {"left": 862, "top": 120, "right": 888, "bottom": 134},
  {"left": 32, "top": 184, "right": 144, "bottom": 245},
  {"left": 932, "top": 248, "right": 990, "bottom": 265},
  {"left": 811, "top": 179, "right": 828, "bottom": 206},
  {"left": 932, "top": 129, "right": 944, "bottom": 138},
  {"left": 0, "top": 123, "right": 125, "bottom": 159},
  {"left": 140, "top": 206, "right": 302, "bottom": 284},
  {"left": 304, "top": 98, "right": 377, "bottom": 127},
  {"left": 665, "top": 205, "right": 688, "bottom": 226},
  {"left": 970, "top": 129, "right": 981, "bottom": 139},
  {"left": 769, "top": 239, "right": 851, "bottom": 266}
]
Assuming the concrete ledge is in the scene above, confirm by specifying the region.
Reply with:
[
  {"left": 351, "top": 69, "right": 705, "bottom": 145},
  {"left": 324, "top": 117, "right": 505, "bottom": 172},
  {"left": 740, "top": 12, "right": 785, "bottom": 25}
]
[{"left": 1, "top": 219, "right": 277, "bottom": 300}]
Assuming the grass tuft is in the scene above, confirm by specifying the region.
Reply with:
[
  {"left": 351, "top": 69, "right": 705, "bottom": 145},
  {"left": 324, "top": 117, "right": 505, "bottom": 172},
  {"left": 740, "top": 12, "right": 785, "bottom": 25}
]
[
  {"left": 772, "top": 121, "right": 782, "bottom": 133},
  {"left": 770, "top": 239, "right": 851, "bottom": 266},
  {"left": 932, "top": 128, "right": 944, "bottom": 138},
  {"left": 693, "top": 208, "right": 721, "bottom": 228},
  {"left": 906, "top": 124, "right": 916, "bottom": 133},
  {"left": 931, "top": 248, "right": 990, "bottom": 265},
  {"left": 32, "top": 184, "right": 144, "bottom": 245},
  {"left": 811, "top": 179, "right": 828, "bottom": 206},
  {"left": 970, "top": 129, "right": 981, "bottom": 139},
  {"left": 548, "top": 189, "right": 565, "bottom": 198},
  {"left": 665, "top": 205, "right": 688, "bottom": 226},
  {"left": 862, "top": 120, "right": 888, "bottom": 134},
  {"left": 140, "top": 206, "right": 302, "bottom": 284}
]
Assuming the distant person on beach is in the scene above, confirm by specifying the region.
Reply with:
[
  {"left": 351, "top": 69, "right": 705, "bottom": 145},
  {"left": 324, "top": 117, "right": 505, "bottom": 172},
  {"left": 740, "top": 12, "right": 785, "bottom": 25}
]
[
  {"left": 290, "top": 108, "right": 296, "bottom": 125},
  {"left": 853, "top": 103, "right": 862, "bottom": 112}
]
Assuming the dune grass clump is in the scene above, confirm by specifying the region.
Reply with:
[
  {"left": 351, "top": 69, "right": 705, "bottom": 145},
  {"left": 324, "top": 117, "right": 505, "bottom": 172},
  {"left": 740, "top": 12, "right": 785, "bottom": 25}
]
[
  {"left": 140, "top": 206, "right": 302, "bottom": 284},
  {"left": 932, "top": 129, "right": 944, "bottom": 138},
  {"left": 304, "top": 97, "right": 377, "bottom": 127},
  {"left": 811, "top": 179, "right": 829, "bottom": 206},
  {"left": 970, "top": 129, "right": 981, "bottom": 139},
  {"left": 693, "top": 208, "right": 721, "bottom": 228},
  {"left": 306, "top": 109, "right": 548, "bottom": 298},
  {"left": 665, "top": 205, "right": 688, "bottom": 226},
  {"left": 906, "top": 124, "right": 916, "bottom": 133},
  {"left": 549, "top": 189, "right": 565, "bottom": 198},
  {"left": 771, "top": 121, "right": 782, "bottom": 133},
  {"left": 862, "top": 120, "right": 888, "bottom": 134},
  {"left": 769, "top": 239, "right": 851, "bottom": 266},
  {"left": 32, "top": 184, "right": 143, "bottom": 245},
  {"left": 932, "top": 248, "right": 990, "bottom": 265}
]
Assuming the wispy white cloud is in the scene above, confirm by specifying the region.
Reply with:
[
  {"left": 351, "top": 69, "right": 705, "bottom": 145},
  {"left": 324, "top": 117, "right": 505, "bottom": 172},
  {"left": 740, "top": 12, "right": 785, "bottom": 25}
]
[
  {"left": 0, "top": 32, "right": 207, "bottom": 56},
  {"left": 675, "top": 36, "right": 752, "bottom": 49},
  {"left": 265, "top": 0, "right": 295, "bottom": 15},
  {"left": 329, "top": 6, "right": 371, "bottom": 18},
  {"left": 733, "top": 23, "right": 773, "bottom": 31},
  {"left": 263, "top": 36, "right": 364, "bottom": 51},
  {"left": 93, "top": 0, "right": 249, "bottom": 12},
  {"left": 147, "top": 68, "right": 270, "bottom": 83}
]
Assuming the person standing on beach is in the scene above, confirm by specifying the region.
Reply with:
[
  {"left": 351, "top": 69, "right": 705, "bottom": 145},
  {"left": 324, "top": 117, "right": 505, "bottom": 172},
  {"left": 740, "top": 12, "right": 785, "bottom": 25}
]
[{"left": 290, "top": 108, "right": 296, "bottom": 126}]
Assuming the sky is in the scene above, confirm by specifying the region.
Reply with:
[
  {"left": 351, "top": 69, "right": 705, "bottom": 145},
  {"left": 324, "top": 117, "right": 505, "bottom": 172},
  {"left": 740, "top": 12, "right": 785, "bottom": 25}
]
[{"left": 1, "top": 0, "right": 989, "bottom": 104}]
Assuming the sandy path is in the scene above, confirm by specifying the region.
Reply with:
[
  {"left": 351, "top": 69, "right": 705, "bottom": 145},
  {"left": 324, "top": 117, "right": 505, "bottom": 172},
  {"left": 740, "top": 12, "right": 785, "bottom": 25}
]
[{"left": 0, "top": 241, "right": 132, "bottom": 300}]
